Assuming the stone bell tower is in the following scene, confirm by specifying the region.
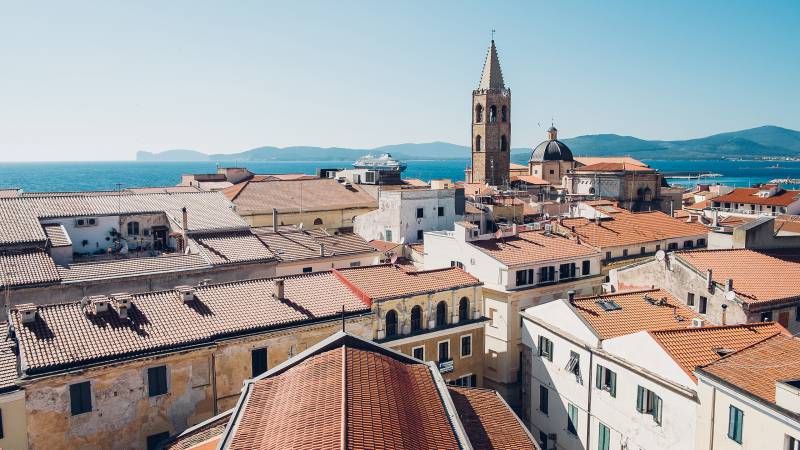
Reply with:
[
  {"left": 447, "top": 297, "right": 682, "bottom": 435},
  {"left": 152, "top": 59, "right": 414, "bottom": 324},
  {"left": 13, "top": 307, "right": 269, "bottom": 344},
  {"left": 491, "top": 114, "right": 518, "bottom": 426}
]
[{"left": 470, "top": 40, "right": 511, "bottom": 186}]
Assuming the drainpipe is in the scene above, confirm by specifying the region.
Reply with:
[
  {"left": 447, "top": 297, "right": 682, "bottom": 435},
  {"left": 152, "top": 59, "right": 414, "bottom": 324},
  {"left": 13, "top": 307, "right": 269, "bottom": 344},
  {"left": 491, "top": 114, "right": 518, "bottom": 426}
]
[
  {"left": 586, "top": 350, "right": 594, "bottom": 450},
  {"left": 211, "top": 352, "right": 218, "bottom": 415},
  {"left": 708, "top": 386, "right": 717, "bottom": 450}
]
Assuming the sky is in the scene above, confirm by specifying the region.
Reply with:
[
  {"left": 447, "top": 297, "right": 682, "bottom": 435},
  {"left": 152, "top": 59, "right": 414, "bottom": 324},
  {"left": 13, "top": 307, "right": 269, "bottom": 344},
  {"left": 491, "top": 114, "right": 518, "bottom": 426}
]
[{"left": 1, "top": 0, "right": 799, "bottom": 161}]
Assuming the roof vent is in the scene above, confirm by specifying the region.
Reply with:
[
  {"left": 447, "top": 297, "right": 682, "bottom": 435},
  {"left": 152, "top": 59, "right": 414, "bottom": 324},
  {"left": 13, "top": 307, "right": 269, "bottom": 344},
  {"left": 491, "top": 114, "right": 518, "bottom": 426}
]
[
  {"left": 90, "top": 295, "right": 110, "bottom": 313},
  {"left": 111, "top": 293, "right": 133, "bottom": 319},
  {"left": 691, "top": 317, "right": 705, "bottom": 328},
  {"left": 175, "top": 285, "right": 196, "bottom": 303},
  {"left": 596, "top": 299, "right": 621, "bottom": 311},
  {"left": 644, "top": 294, "right": 656, "bottom": 305},
  {"left": 273, "top": 278, "right": 285, "bottom": 300},
  {"left": 18, "top": 303, "right": 38, "bottom": 324},
  {"left": 713, "top": 347, "right": 734, "bottom": 357}
]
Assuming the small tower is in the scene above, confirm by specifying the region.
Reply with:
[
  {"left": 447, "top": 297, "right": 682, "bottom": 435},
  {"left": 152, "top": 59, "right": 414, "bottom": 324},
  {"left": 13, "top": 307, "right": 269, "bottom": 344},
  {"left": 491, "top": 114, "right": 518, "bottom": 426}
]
[{"left": 470, "top": 40, "right": 511, "bottom": 186}]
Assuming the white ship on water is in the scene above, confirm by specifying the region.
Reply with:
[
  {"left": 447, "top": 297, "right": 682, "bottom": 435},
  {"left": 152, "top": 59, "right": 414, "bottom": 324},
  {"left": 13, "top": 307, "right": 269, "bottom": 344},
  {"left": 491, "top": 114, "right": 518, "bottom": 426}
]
[{"left": 353, "top": 153, "right": 407, "bottom": 172}]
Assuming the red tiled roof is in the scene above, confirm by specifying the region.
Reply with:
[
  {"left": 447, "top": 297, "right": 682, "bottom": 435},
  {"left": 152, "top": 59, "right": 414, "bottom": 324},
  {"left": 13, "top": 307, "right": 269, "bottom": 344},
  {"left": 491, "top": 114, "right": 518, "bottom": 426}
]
[
  {"left": 253, "top": 228, "right": 377, "bottom": 262},
  {"left": 367, "top": 239, "right": 402, "bottom": 253},
  {"left": 11, "top": 272, "right": 371, "bottom": 373},
  {"left": 0, "top": 249, "right": 61, "bottom": 288},
  {"left": 650, "top": 322, "right": 785, "bottom": 381},
  {"left": 574, "top": 162, "right": 655, "bottom": 172},
  {"left": 699, "top": 334, "right": 800, "bottom": 405},
  {"left": 574, "top": 156, "right": 647, "bottom": 167},
  {"left": 224, "top": 179, "right": 376, "bottom": 213},
  {"left": 713, "top": 187, "right": 800, "bottom": 207},
  {"left": 0, "top": 342, "right": 19, "bottom": 392},
  {"left": 572, "top": 289, "right": 701, "bottom": 339},
  {"left": 449, "top": 386, "right": 537, "bottom": 449},
  {"left": 41, "top": 223, "right": 71, "bottom": 247},
  {"left": 514, "top": 175, "right": 550, "bottom": 185},
  {"left": 561, "top": 210, "right": 708, "bottom": 249},
  {"left": 57, "top": 254, "right": 210, "bottom": 283},
  {"left": 676, "top": 249, "right": 800, "bottom": 304},
  {"left": 335, "top": 265, "right": 481, "bottom": 302},
  {"left": 189, "top": 231, "right": 276, "bottom": 265},
  {"left": 471, "top": 230, "right": 599, "bottom": 267}
]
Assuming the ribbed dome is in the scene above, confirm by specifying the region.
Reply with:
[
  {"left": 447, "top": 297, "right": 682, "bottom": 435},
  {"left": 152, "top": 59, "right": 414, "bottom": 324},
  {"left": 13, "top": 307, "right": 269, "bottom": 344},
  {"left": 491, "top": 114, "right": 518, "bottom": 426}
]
[{"left": 529, "top": 139, "right": 574, "bottom": 162}]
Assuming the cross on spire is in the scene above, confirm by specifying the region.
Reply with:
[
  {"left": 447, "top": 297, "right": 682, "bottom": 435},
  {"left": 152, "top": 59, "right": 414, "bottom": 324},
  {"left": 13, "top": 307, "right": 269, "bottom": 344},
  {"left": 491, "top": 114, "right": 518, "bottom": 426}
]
[{"left": 491, "top": 29, "right": 495, "bottom": 41}]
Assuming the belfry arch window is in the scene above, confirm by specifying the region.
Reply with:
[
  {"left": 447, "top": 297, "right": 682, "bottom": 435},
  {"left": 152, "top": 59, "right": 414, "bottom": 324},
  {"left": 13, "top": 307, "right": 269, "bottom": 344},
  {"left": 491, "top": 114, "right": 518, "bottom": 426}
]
[
  {"left": 501, "top": 105, "right": 507, "bottom": 122},
  {"left": 436, "top": 301, "right": 448, "bottom": 327},
  {"left": 475, "top": 135, "right": 482, "bottom": 152},
  {"left": 489, "top": 105, "right": 497, "bottom": 123},
  {"left": 385, "top": 310, "right": 398, "bottom": 337},
  {"left": 501, "top": 135, "right": 508, "bottom": 152},
  {"left": 411, "top": 305, "right": 423, "bottom": 332},
  {"left": 475, "top": 104, "right": 483, "bottom": 123},
  {"left": 459, "top": 297, "right": 470, "bottom": 321},
  {"left": 313, "top": 218, "right": 323, "bottom": 226}
]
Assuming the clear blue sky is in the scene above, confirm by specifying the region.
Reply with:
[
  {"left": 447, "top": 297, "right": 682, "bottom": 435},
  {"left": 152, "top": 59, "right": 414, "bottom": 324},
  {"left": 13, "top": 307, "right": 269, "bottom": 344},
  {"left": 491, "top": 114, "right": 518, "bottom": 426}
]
[{"left": 1, "top": 0, "right": 798, "bottom": 161}]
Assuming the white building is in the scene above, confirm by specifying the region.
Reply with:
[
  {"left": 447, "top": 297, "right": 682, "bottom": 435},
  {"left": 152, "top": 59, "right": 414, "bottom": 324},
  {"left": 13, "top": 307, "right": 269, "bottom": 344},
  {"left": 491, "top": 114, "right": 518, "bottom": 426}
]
[
  {"left": 521, "top": 288, "right": 784, "bottom": 450},
  {"left": 353, "top": 187, "right": 464, "bottom": 244},
  {"left": 423, "top": 221, "right": 603, "bottom": 406},
  {"left": 711, "top": 185, "right": 800, "bottom": 216}
]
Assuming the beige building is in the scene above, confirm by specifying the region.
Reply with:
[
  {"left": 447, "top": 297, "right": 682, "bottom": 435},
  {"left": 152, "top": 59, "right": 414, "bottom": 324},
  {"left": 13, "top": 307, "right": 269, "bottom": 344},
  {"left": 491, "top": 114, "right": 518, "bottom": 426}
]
[
  {"left": 528, "top": 127, "right": 575, "bottom": 186},
  {"left": 223, "top": 178, "right": 377, "bottom": 233}
]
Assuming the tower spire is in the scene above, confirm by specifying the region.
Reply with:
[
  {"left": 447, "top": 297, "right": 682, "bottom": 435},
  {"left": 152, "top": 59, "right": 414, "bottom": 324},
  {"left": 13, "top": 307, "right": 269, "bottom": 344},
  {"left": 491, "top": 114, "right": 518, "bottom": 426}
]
[{"left": 478, "top": 39, "right": 505, "bottom": 90}]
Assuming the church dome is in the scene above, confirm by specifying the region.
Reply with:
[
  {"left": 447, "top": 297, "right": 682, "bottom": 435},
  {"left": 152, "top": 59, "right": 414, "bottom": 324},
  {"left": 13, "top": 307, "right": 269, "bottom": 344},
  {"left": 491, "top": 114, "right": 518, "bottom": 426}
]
[{"left": 529, "top": 139, "right": 573, "bottom": 162}]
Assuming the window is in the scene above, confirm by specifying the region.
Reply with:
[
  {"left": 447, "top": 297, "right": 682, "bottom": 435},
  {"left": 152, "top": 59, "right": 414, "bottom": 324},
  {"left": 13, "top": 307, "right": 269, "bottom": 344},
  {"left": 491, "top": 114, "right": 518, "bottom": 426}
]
[
  {"left": 595, "top": 365, "right": 617, "bottom": 397},
  {"left": 475, "top": 135, "right": 482, "bottom": 152},
  {"left": 667, "top": 242, "right": 678, "bottom": 251},
  {"left": 417, "top": 230, "right": 424, "bottom": 241},
  {"left": 538, "top": 336, "right": 553, "bottom": 361},
  {"left": 567, "top": 403, "right": 578, "bottom": 434},
  {"left": 410, "top": 305, "right": 423, "bottom": 332},
  {"left": 436, "top": 301, "right": 447, "bottom": 327},
  {"left": 699, "top": 296, "right": 708, "bottom": 314},
  {"left": 385, "top": 229, "right": 393, "bottom": 241},
  {"left": 539, "top": 432, "right": 548, "bottom": 449},
  {"left": 459, "top": 297, "right": 470, "bottom": 321},
  {"left": 761, "top": 311, "right": 773, "bottom": 322},
  {"left": 640, "top": 246, "right": 646, "bottom": 254},
  {"left": 437, "top": 206, "right": 444, "bottom": 216},
  {"left": 565, "top": 351, "right": 583, "bottom": 384},
  {"left": 655, "top": 244, "right": 661, "bottom": 251},
  {"left": 687, "top": 293, "right": 695, "bottom": 306},
  {"left": 148, "top": 366, "right": 168, "bottom": 397},
  {"left": 416, "top": 207, "right": 424, "bottom": 219},
  {"left": 636, "top": 386, "right": 663, "bottom": 425},
  {"left": 70, "top": 381, "right": 92, "bottom": 415},
  {"left": 698, "top": 238, "right": 707, "bottom": 247},
  {"left": 500, "top": 135, "right": 508, "bottom": 152},
  {"left": 0, "top": 408, "right": 4, "bottom": 439},
  {"left": 127, "top": 221, "right": 140, "bottom": 235},
  {"left": 461, "top": 335, "right": 472, "bottom": 358},
  {"left": 489, "top": 308, "right": 498, "bottom": 327},
  {"left": 728, "top": 405, "right": 744, "bottom": 444},
  {"left": 539, "top": 385, "right": 549, "bottom": 415},
  {"left": 412, "top": 345, "right": 425, "bottom": 360},
  {"left": 438, "top": 340, "right": 450, "bottom": 362},
  {"left": 538, "top": 266, "right": 556, "bottom": 283},
  {"left": 605, "top": 251, "right": 612, "bottom": 260},
  {"left": 313, "top": 218, "right": 323, "bottom": 226},
  {"left": 559, "top": 263, "right": 576, "bottom": 280},
  {"left": 302, "top": 267, "right": 312, "bottom": 273},
  {"left": 582, "top": 260, "right": 591, "bottom": 276},
  {"left": 549, "top": 169, "right": 555, "bottom": 175},
  {"left": 622, "top": 249, "right": 629, "bottom": 257},
  {"left": 453, "top": 374, "right": 477, "bottom": 387},
  {"left": 385, "top": 310, "right": 398, "bottom": 337},
  {"left": 349, "top": 261, "right": 361, "bottom": 267},
  {"left": 786, "top": 435, "right": 800, "bottom": 450},
  {"left": 684, "top": 240, "right": 694, "bottom": 248},
  {"left": 501, "top": 105, "right": 507, "bottom": 122},
  {"left": 147, "top": 432, "right": 171, "bottom": 450},
  {"left": 251, "top": 348, "right": 268, "bottom": 377},
  {"left": 796, "top": 306, "right": 800, "bottom": 322},
  {"left": 489, "top": 105, "right": 497, "bottom": 123},
  {"left": 516, "top": 269, "right": 535, "bottom": 286},
  {"left": 475, "top": 104, "right": 483, "bottom": 123},
  {"left": 598, "top": 423, "right": 611, "bottom": 450}
]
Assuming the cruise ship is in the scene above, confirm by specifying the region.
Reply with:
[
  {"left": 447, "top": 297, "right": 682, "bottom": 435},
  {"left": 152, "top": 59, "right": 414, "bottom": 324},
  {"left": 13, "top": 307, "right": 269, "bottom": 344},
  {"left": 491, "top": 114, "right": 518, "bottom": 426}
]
[{"left": 353, "top": 153, "right": 407, "bottom": 172}]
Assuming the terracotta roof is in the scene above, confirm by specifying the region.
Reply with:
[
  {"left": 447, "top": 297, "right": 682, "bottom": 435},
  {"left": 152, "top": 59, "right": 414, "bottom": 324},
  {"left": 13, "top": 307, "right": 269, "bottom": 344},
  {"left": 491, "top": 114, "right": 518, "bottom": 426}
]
[
  {"left": 650, "top": 322, "right": 785, "bottom": 381},
  {"left": 686, "top": 199, "right": 712, "bottom": 210},
  {"left": 126, "top": 186, "right": 202, "bottom": 194},
  {"left": 676, "top": 249, "right": 800, "bottom": 304},
  {"left": 249, "top": 174, "right": 318, "bottom": 182},
  {"left": 572, "top": 289, "right": 702, "bottom": 339},
  {"left": 0, "top": 341, "right": 19, "bottom": 393},
  {"left": 471, "top": 230, "right": 599, "bottom": 267},
  {"left": 514, "top": 175, "right": 550, "bottom": 185},
  {"left": 561, "top": 210, "right": 708, "bottom": 249},
  {"left": 465, "top": 204, "right": 484, "bottom": 215},
  {"left": 252, "top": 228, "right": 377, "bottom": 263},
  {"left": 0, "top": 249, "right": 61, "bottom": 288},
  {"left": 11, "top": 272, "right": 371, "bottom": 374},
  {"left": 698, "top": 334, "right": 800, "bottom": 406},
  {"left": 713, "top": 187, "right": 800, "bottom": 207},
  {"left": 219, "top": 333, "right": 538, "bottom": 450},
  {"left": 223, "top": 179, "right": 376, "bottom": 213},
  {"left": 57, "top": 254, "right": 210, "bottom": 283},
  {"left": 335, "top": 265, "right": 481, "bottom": 302},
  {"left": 0, "top": 189, "right": 21, "bottom": 198},
  {"left": 189, "top": 231, "right": 276, "bottom": 265},
  {"left": 165, "top": 411, "right": 232, "bottom": 450},
  {"left": 462, "top": 183, "right": 496, "bottom": 197},
  {"left": 574, "top": 156, "right": 647, "bottom": 167},
  {"left": 41, "top": 223, "right": 71, "bottom": 247},
  {"left": 509, "top": 162, "right": 529, "bottom": 170},
  {"left": 449, "top": 386, "right": 537, "bottom": 449},
  {"left": 402, "top": 178, "right": 430, "bottom": 187},
  {"left": 367, "top": 239, "right": 402, "bottom": 253},
  {"left": 574, "top": 162, "right": 656, "bottom": 172}
]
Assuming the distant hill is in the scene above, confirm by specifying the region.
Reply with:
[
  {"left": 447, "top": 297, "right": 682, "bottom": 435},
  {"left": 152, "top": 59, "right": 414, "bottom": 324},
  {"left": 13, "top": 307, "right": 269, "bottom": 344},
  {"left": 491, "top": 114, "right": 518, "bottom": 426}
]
[{"left": 136, "top": 125, "right": 800, "bottom": 162}]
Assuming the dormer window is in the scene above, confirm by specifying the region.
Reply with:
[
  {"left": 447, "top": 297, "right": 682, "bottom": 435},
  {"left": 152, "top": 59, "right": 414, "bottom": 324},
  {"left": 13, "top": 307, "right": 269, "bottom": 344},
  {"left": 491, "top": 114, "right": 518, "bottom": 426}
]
[{"left": 515, "top": 269, "right": 534, "bottom": 287}]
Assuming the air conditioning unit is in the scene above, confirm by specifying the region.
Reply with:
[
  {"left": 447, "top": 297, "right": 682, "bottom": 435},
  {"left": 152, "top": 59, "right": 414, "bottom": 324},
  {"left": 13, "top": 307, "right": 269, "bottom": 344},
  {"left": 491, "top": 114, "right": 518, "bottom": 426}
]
[{"left": 692, "top": 317, "right": 705, "bottom": 328}]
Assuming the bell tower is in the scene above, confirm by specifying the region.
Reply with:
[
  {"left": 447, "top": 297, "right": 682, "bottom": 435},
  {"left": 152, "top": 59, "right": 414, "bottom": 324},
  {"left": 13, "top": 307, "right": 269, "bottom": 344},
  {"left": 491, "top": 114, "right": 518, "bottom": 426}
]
[{"left": 470, "top": 39, "right": 511, "bottom": 186}]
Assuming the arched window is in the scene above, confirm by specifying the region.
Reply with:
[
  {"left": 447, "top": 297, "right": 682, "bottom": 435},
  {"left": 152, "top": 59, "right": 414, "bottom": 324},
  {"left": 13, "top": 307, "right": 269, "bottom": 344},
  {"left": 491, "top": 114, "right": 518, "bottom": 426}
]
[
  {"left": 501, "top": 105, "right": 507, "bottom": 122},
  {"left": 489, "top": 105, "right": 497, "bottom": 123},
  {"left": 459, "top": 297, "right": 470, "bottom": 322},
  {"left": 475, "top": 104, "right": 483, "bottom": 123},
  {"left": 313, "top": 218, "right": 323, "bottom": 226},
  {"left": 411, "top": 305, "right": 422, "bottom": 332},
  {"left": 475, "top": 135, "right": 482, "bottom": 152},
  {"left": 385, "top": 310, "right": 398, "bottom": 337},
  {"left": 436, "top": 301, "right": 447, "bottom": 327},
  {"left": 501, "top": 135, "right": 508, "bottom": 152},
  {"left": 127, "top": 221, "right": 140, "bottom": 235},
  {"left": 589, "top": 187, "right": 596, "bottom": 195}
]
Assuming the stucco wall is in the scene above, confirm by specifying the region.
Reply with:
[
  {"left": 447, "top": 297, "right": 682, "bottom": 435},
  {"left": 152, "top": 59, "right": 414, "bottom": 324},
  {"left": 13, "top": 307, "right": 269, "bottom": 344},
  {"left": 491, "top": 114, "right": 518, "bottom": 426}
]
[
  {"left": 241, "top": 207, "right": 375, "bottom": 233},
  {"left": 0, "top": 390, "right": 28, "bottom": 450}
]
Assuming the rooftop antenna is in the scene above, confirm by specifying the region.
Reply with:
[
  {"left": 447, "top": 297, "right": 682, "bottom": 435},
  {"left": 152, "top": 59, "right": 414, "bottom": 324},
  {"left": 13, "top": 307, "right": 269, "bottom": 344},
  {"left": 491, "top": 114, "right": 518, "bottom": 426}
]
[{"left": 491, "top": 29, "right": 495, "bottom": 41}]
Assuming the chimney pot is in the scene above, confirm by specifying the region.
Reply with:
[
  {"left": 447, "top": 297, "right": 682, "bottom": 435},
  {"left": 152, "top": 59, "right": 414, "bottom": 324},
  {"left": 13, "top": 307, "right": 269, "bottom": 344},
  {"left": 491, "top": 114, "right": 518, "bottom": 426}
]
[
  {"left": 273, "top": 278, "right": 285, "bottom": 300},
  {"left": 567, "top": 290, "right": 575, "bottom": 303},
  {"left": 726, "top": 278, "right": 734, "bottom": 291},
  {"left": 721, "top": 303, "right": 728, "bottom": 325},
  {"left": 319, "top": 242, "right": 325, "bottom": 257}
]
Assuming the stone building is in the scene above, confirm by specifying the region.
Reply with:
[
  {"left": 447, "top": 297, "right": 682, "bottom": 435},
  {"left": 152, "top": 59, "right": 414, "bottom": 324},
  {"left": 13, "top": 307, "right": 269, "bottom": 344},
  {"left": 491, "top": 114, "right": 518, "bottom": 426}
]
[
  {"left": 467, "top": 40, "right": 511, "bottom": 186},
  {"left": 528, "top": 127, "right": 575, "bottom": 186}
]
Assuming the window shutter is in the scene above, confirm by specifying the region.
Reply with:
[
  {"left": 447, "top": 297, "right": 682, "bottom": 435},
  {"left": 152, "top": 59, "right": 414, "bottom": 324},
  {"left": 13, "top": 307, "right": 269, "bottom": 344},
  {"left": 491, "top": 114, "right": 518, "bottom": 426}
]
[
  {"left": 547, "top": 340, "right": 553, "bottom": 361},
  {"left": 636, "top": 386, "right": 645, "bottom": 413},
  {"left": 728, "top": 405, "right": 736, "bottom": 440},
  {"left": 655, "top": 395, "right": 663, "bottom": 425},
  {"left": 538, "top": 336, "right": 543, "bottom": 355},
  {"left": 595, "top": 365, "right": 602, "bottom": 389},
  {"left": 609, "top": 371, "right": 617, "bottom": 397}
]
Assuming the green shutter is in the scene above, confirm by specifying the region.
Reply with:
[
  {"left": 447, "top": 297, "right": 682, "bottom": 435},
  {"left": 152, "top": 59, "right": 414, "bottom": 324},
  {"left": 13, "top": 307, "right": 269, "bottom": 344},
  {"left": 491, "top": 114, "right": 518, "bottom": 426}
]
[
  {"left": 728, "top": 406, "right": 743, "bottom": 443},
  {"left": 547, "top": 339, "right": 554, "bottom": 361},
  {"left": 596, "top": 365, "right": 603, "bottom": 389},
  {"left": 598, "top": 423, "right": 610, "bottom": 450},
  {"left": 636, "top": 386, "right": 645, "bottom": 412},
  {"left": 655, "top": 395, "right": 663, "bottom": 425},
  {"left": 609, "top": 370, "right": 617, "bottom": 397}
]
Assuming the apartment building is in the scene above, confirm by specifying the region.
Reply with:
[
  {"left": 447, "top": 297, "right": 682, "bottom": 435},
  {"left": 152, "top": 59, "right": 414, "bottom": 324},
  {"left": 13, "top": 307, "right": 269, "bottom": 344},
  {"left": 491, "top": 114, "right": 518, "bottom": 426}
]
[
  {"left": 711, "top": 184, "right": 800, "bottom": 216},
  {"left": 521, "top": 289, "right": 785, "bottom": 450},
  {"left": 423, "top": 221, "right": 603, "bottom": 404},
  {"left": 613, "top": 248, "right": 800, "bottom": 333}
]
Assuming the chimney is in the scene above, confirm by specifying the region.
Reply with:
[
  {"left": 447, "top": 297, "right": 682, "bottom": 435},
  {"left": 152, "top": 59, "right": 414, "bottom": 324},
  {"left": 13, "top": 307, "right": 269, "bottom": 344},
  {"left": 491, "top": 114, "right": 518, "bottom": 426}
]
[
  {"left": 512, "top": 223, "right": 518, "bottom": 236},
  {"left": 706, "top": 269, "right": 713, "bottom": 290},
  {"left": 567, "top": 290, "right": 575, "bottom": 303},
  {"left": 175, "top": 285, "right": 196, "bottom": 303},
  {"left": 90, "top": 295, "right": 110, "bottom": 314},
  {"left": 721, "top": 304, "right": 728, "bottom": 326},
  {"left": 712, "top": 209, "right": 719, "bottom": 227},
  {"left": 594, "top": 216, "right": 601, "bottom": 225},
  {"left": 111, "top": 293, "right": 132, "bottom": 319},
  {"left": 272, "top": 208, "right": 279, "bottom": 232},
  {"left": 726, "top": 278, "right": 734, "bottom": 291},
  {"left": 319, "top": 242, "right": 325, "bottom": 257},
  {"left": 17, "top": 303, "right": 38, "bottom": 324},
  {"left": 181, "top": 206, "right": 189, "bottom": 253},
  {"left": 273, "top": 278, "right": 285, "bottom": 300}
]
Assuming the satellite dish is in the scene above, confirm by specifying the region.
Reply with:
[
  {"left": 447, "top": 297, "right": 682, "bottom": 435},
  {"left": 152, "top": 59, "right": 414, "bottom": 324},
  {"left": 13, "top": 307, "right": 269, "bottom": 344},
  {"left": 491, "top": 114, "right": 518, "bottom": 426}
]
[
  {"left": 655, "top": 250, "right": 666, "bottom": 261},
  {"left": 725, "top": 291, "right": 737, "bottom": 302}
]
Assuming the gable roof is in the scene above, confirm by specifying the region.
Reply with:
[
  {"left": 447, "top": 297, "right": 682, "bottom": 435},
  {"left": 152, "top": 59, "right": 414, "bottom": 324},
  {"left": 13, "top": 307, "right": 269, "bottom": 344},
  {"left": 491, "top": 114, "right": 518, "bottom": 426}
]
[
  {"left": 449, "top": 386, "right": 538, "bottom": 449},
  {"left": 573, "top": 162, "right": 656, "bottom": 173},
  {"left": 571, "top": 289, "right": 701, "bottom": 339},
  {"left": 574, "top": 156, "right": 647, "bottom": 167},
  {"left": 188, "top": 231, "right": 276, "bottom": 265},
  {"left": 223, "top": 179, "right": 376, "bottom": 214},
  {"left": 334, "top": 265, "right": 481, "bottom": 303},
  {"left": 561, "top": 210, "right": 708, "bottom": 249},
  {"left": 713, "top": 187, "right": 800, "bottom": 207},
  {"left": 252, "top": 227, "right": 377, "bottom": 262},
  {"left": 0, "top": 248, "right": 61, "bottom": 288},
  {"left": 470, "top": 230, "right": 599, "bottom": 267}
]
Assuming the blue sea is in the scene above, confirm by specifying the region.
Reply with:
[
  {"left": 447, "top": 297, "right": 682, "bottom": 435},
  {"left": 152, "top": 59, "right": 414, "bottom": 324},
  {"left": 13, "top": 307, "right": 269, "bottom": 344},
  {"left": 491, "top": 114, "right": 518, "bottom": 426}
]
[{"left": 2, "top": 157, "right": 800, "bottom": 192}]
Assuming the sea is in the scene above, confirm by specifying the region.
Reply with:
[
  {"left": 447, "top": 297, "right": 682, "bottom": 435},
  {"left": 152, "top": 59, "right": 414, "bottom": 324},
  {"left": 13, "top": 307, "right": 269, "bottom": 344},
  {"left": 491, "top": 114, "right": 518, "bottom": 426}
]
[{"left": 2, "top": 157, "right": 800, "bottom": 192}]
